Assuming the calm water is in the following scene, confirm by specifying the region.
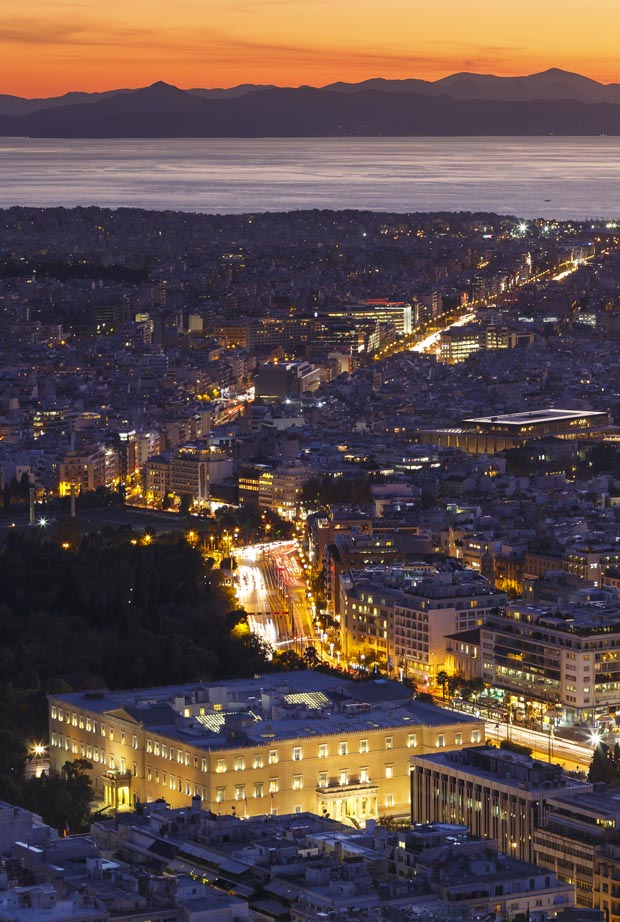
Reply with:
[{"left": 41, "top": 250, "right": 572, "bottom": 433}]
[{"left": 1, "top": 137, "right": 620, "bottom": 218}]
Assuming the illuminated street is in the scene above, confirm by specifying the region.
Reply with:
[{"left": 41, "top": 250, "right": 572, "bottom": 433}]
[
  {"left": 234, "top": 541, "right": 320, "bottom": 654},
  {"left": 412, "top": 311, "right": 477, "bottom": 354},
  {"left": 485, "top": 719, "right": 593, "bottom": 772}
]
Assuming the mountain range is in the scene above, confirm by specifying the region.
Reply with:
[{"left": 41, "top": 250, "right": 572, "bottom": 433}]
[{"left": 2, "top": 68, "right": 620, "bottom": 137}]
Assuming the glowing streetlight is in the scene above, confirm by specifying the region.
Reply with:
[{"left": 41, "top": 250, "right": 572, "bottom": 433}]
[{"left": 590, "top": 730, "right": 603, "bottom": 748}]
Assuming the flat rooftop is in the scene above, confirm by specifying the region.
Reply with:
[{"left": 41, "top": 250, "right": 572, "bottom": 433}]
[
  {"left": 464, "top": 409, "right": 606, "bottom": 427},
  {"left": 50, "top": 674, "right": 482, "bottom": 750}
]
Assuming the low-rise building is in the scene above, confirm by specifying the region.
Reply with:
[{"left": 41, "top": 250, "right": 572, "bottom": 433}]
[{"left": 48, "top": 673, "right": 485, "bottom": 826}]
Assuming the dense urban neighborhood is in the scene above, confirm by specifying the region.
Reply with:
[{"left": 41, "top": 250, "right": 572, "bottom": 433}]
[{"left": 3, "top": 206, "right": 620, "bottom": 920}]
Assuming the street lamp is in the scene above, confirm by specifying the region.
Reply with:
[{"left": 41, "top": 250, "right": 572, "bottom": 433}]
[
  {"left": 590, "top": 730, "right": 603, "bottom": 748},
  {"left": 548, "top": 724, "right": 555, "bottom": 762}
]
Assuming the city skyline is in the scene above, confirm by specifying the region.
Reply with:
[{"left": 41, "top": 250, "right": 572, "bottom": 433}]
[{"left": 3, "top": 0, "right": 620, "bottom": 97}]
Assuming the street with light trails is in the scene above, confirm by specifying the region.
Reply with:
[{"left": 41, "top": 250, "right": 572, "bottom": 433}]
[
  {"left": 483, "top": 718, "right": 593, "bottom": 773},
  {"left": 234, "top": 541, "right": 320, "bottom": 656}
]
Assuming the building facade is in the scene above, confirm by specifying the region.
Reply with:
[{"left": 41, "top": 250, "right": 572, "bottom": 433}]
[
  {"left": 48, "top": 674, "right": 485, "bottom": 826},
  {"left": 339, "top": 564, "right": 505, "bottom": 688},
  {"left": 410, "top": 746, "right": 590, "bottom": 864},
  {"left": 480, "top": 601, "right": 620, "bottom": 722}
]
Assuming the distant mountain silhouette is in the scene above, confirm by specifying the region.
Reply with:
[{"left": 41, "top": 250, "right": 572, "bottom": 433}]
[
  {"left": 0, "top": 88, "right": 132, "bottom": 116},
  {"left": 2, "top": 71, "right": 620, "bottom": 137}
]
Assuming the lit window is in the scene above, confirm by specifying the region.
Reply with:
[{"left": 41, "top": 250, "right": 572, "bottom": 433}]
[
  {"left": 339, "top": 770, "right": 348, "bottom": 785},
  {"left": 216, "top": 787, "right": 226, "bottom": 803},
  {"left": 359, "top": 739, "right": 369, "bottom": 754},
  {"left": 385, "top": 737, "right": 393, "bottom": 750},
  {"left": 293, "top": 775, "right": 303, "bottom": 790},
  {"left": 235, "top": 784, "right": 246, "bottom": 800},
  {"left": 269, "top": 750, "right": 278, "bottom": 764},
  {"left": 216, "top": 759, "right": 226, "bottom": 773},
  {"left": 254, "top": 783, "right": 264, "bottom": 798},
  {"left": 318, "top": 744, "right": 328, "bottom": 758},
  {"left": 407, "top": 734, "right": 417, "bottom": 748},
  {"left": 318, "top": 772, "right": 328, "bottom": 787},
  {"left": 293, "top": 746, "right": 302, "bottom": 761},
  {"left": 339, "top": 742, "right": 348, "bottom": 756},
  {"left": 269, "top": 779, "right": 279, "bottom": 794},
  {"left": 253, "top": 755, "right": 264, "bottom": 769},
  {"left": 235, "top": 756, "right": 245, "bottom": 771},
  {"left": 385, "top": 765, "right": 393, "bottom": 779}
]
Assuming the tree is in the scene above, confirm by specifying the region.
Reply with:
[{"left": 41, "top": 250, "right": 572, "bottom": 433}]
[
  {"left": 303, "top": 645, "right": 320, "bottom": 668},
  {"left": 22, "top": 758, "right": 94, "bottom": 833},
  {"left": 588, "top": 742, "right": 618, "bottom": 784},
  {"left": 273, "top": 649, "right": 306, "bottom": 671},
  {"left": 446, "top": 674, "right": 463, "bottom": 700},
  {"left": 436, "top": 670, "right": 449, "bottom": 700}
]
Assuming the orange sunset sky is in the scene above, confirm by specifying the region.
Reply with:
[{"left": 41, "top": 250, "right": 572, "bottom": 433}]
[{"left": 3, "top": 0, "right": 620, "bottom": 98}]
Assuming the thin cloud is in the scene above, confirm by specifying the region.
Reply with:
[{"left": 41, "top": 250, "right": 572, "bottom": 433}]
[{"left": 0, "top": 17, "right": 161, "bottom": 48}]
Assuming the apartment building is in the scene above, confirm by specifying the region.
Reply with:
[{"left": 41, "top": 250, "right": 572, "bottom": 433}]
[
  {"left": 48, "top": 673, "right": 484, "bottom": 826},
  {"left": 339, "top": 564, "right": 505, "bottom": 687},
  {"left": 533, "top": 787, "right": 620, "bottom": 922},
  {"left": 169, "top": 447, "right": 232, "bottom": 506},
  {"left": 480, "top": 601, "right": 620, "bottom": 722}
]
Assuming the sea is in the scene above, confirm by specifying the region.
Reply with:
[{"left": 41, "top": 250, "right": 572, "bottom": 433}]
[{"left": 1, "top": 136, "right": 620, "bottom": 219}]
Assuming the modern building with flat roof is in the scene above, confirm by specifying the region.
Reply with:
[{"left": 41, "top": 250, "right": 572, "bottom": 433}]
[
  {"left": 481, "top": 601, "right": 620, "bottom": 722},
  {"left": 419, "top": 408, "right": 610, "bottom": 454},
  {"left": 410, "top": 746, "right": 590, "bottom": 863},
  {"left": 534, "top": 787, "right": 620, "bottom": 922}
]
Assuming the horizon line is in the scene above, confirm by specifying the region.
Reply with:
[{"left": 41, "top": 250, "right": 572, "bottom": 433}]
[{"left": 1, "top": 65, "right": 610, "bottom": 102}]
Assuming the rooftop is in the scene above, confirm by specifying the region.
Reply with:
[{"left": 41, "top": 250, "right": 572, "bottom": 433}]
[
  {"left": 464, "top": 408, "right": 605, "bottom": 427},
  {"left": 50, "top": 673, "right": 481, "bottom": 750}
]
